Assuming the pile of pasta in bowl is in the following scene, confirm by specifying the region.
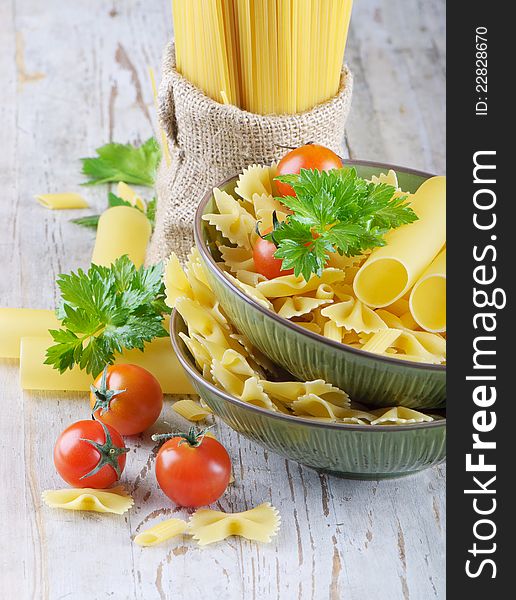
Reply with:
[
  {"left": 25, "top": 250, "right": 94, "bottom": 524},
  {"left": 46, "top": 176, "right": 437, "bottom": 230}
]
[
  {"left": 166, "top": 248, "right": 441, "bottom": 427},
  {"left": 201, "top": 161, "right": 446, "bottom": 367}
]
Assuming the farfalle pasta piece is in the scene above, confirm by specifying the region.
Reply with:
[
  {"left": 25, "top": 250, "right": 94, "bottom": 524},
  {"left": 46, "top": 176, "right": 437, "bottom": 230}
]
[
  {"left": 212, "top": 360, "right": 276, "bottom": 410},
  {"left": 236, "top": 269, "right": 267, "bottom": 287},
  {"left": 234, "top": 163, "right": 278, "bottom": 203},
  {"left": 189, "top": 502, "right": 280, "bottom": 546},
  {"left": 226, "top": 273, "right": 273, "bottom": 309},
  {"left": 393, "top": 330, "right": 446, "bottom": 363},
  {"left": 179, "top": 332, "right": 212, "bottom": 371},
  {"left": 173, "top": 399, "right": 213, "bottom": 422},
  {"left": 164, "top": 252, "right": 193, "bottom": 308},
  {"left": 321, "top": 297, "right": 387, "bottom": 334},
  {"left": 256, "top": 269, "right": 345, "bottom": 298},
  {"left": 260, "top": 379, "right": 350, "bottom": 408},
  {"left": 273, "top": 294, "right": 333, "bottom": 319},
  {"left": 292, "top": 394, "right": 357, "bottom": 421},
  {"left": 294, "top": 321, "right": 322, "bottom": 334},
  {"left": 219, "top": 245, "right": 255, "bottom": 273},
  {"left": 326, "top": 252, "right": 366, "bottom": 271},
  {"left": 229, "top": 332, "right": 278, "bottom": 374},
  {"left": 176, "top": 297, "right": 231, "bottom": 348},
  {"left": 220, "top": 349, "right": 257, "bottom": 378},
  {"left": 253, "top": 193, "right": 290, "bottom": 233},
  {"left": 370, "top": 407, "right": 434, "bottom": 426},
  {"left": 202, "top": 188, "right": 256, "bottom": 249},
  {"left": 42, "top": 486, "right": 133, "bottom": 514},
  {"left": 134, "top": 518, "right": 188, "bottom": 547}
]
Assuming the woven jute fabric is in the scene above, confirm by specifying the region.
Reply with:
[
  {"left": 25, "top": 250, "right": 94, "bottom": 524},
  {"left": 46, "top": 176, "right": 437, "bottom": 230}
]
[{"left": 147, "top": 42, "right": 353, "bottom": 264}]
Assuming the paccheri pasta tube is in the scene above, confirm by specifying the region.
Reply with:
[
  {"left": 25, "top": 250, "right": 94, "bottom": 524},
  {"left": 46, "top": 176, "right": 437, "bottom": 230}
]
[
  {"left": 409, "top": 248, "right": 446, "bottom": 333},
  {"left": 20, "top": 336, "right": 194, "bottom": 394},
  {"left": 353, "top": 176, "right": 446, "bottom": 308},
  {"left": 0, "top": 308, "right": 60, "bottom": 358},
  {"left": 91, "top": 205, "right": 151, "bottom": 268},
  {"left": 35, "top": 193, "right": 89, "bottom": 210}
]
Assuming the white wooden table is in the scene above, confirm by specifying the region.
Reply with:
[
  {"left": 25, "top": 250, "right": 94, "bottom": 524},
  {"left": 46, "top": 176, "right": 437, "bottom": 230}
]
[{"left": 0, "top": 1, "right": 445, "bottom": 598}]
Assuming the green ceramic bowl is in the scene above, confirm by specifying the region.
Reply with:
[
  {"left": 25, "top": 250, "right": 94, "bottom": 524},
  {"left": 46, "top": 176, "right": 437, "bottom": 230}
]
[
  {"left": 171, "top": 310, "right": 446, "bottom": 478},
  {"left": 194, "top": 160, "right": 446, "bottom": 410}
]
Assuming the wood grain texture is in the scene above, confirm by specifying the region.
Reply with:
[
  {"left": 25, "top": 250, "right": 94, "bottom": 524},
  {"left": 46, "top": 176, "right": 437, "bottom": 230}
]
[{"left": 0, "top": 1, "right": 445, "bottom": 598}]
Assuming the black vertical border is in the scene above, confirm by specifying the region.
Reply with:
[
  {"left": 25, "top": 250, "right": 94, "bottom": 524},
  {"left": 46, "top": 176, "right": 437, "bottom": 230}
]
[{"left": 447, "top": 2, "right": 513, "bottom": 595}]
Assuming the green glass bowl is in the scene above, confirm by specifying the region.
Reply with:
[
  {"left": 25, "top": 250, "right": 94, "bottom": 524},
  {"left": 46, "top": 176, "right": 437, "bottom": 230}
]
[
  {"left": 194, "top": 160, "right": 446, "bottom": 410},
  {"left": 171, "top": 310, "right": 446, "bottom": 478}
]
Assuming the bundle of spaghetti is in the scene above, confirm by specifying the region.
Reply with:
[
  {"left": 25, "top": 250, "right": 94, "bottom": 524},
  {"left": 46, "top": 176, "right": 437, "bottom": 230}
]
[{"left": 171, "top": 0, "right": 353, "bottom": 115}]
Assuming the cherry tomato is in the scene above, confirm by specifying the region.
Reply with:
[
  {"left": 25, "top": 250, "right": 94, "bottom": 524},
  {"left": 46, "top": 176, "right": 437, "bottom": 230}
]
[
  {"left": 54, "top": 420, "right": 128, "bottom": 489},
  {"left": 154, "top": 428, "right": 231, "bottom": 507},
  {"left": 90, "top": 364, "right": 163, "bottom": 436},
  {"left": 275, "top": 143, "right": 343, "bottom": 197},
  {"left": 253, "top": 234, "right": 294, "bottom": 279}
]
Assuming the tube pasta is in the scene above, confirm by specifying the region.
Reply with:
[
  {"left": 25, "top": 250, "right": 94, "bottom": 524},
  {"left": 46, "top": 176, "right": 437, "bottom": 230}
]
[
  {"left": 353, "top": 177, "right": 446, "bottom": 308},
  {"left": 188, "top": 503, "right": 280, "bottom": 546},
  {"left": 42, "top": 486, "right": 133, "bottom": 514},
  {"left": 219, "top": 245, "right": 255, "bottom": 273},
  {"left": 173, "top": 399, "right": 213, "bottom": 422},
  {"left": 35, "top": 193, "right": 89, "bottom": 210},
  {"left": 0, "top": 308, "right": 60, "bottom": 358},
  {"left": 91, "top": 205, "right": 151, "bottom": 268},
  {"left": 20, "top": 336, "right": 194, "bottom": 394},
  {"left": 134, "top": 518, "right": 188, "bottom": 547},
  {"left": 409, "top": 248, "right": 446, "bottom": 333}
]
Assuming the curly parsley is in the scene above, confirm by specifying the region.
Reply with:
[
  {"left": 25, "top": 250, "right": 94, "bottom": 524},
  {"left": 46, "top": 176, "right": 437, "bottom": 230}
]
[{"left": 264, "top": 168, "right": 418, "bottom": 281}]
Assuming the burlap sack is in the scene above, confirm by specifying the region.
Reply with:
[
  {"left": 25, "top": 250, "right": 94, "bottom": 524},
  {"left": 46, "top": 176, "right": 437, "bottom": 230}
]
[{"left": 147, "top": 42, "right": 353, "bottom": 264}]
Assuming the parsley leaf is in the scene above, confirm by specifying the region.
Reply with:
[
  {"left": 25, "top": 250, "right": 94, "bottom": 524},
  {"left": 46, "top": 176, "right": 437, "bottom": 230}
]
[
  {"left": 46, "top": 256, "right": 170, "bottom": 376},
  {"left": 81, "top": 138, "right": 161, "bottom": 187},
  {"left": 265, "top": 168, "right": 418, "bottom": 280}
]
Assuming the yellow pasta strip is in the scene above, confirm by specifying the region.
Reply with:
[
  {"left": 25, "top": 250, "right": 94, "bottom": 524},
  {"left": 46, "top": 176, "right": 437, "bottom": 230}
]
[
  {"left": 171, "top": 0, "right": 353, "bottom": 114},
  {"left": 35, "top": 193, "right": 88, "bottom": 210},
  {"left": 134, "top": 518, "right": 188, "bottom": 547},
  {"left": 91, "top": 205, "right": 151, "bottom": 268},
  {"left": 42, "top": 486, "right": 133, "bottom": 514},
  {"left": 173, "top": 399, "right": 213, "bottom": 422},
  {"left": 0, "top": 307, "right": 60, "bottom": 358},
  {"left": 149, "top": 65, "right": 172, "bottom": 168},
  {"left": 20, "top": 335, "right": 194, "bottom": 394}
]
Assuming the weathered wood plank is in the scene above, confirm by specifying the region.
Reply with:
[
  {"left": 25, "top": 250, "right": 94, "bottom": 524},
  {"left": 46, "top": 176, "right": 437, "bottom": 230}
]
[{"left": 0, "top": 1, "right": 446, "bottom": 599}]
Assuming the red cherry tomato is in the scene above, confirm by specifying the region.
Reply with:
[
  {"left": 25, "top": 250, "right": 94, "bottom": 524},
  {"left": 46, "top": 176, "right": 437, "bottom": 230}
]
[
  {"left": 154, "top": 429, "right": 231, "bottom": 507},
  {"left": 54, "top": 420, "right": 128, "bottom": 489},
  {"left": 253, "top": 235, "right": 294, "bottom": 279},
  {"left": 90, "top": 364, "right": 163, "bottom": 436},
  {"left": 275, "top": 143, "right": 343, "bottom": 197}
]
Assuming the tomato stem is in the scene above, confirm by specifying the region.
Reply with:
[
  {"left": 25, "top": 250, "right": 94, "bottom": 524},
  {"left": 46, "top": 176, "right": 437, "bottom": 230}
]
[
  {"left": 151, "top": 425, "right": 213, "bottom": 448},
  {"left": 79, "top": 421, "right": 129, "bottom": 480},
  {"left": 90, "top": 365, "right": 126, "bottom": 416}
]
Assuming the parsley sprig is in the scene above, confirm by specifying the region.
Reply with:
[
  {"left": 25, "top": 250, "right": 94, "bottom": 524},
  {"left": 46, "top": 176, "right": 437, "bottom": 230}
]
[
  {"left": 264, "top": 168, "right": 418, "bottom": 281},
  {"left": 81, "top": 137, "right": 161, "bottom": 187},
  {"left": 45, "top": 256, "right": 170, "bottom": 376}
]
